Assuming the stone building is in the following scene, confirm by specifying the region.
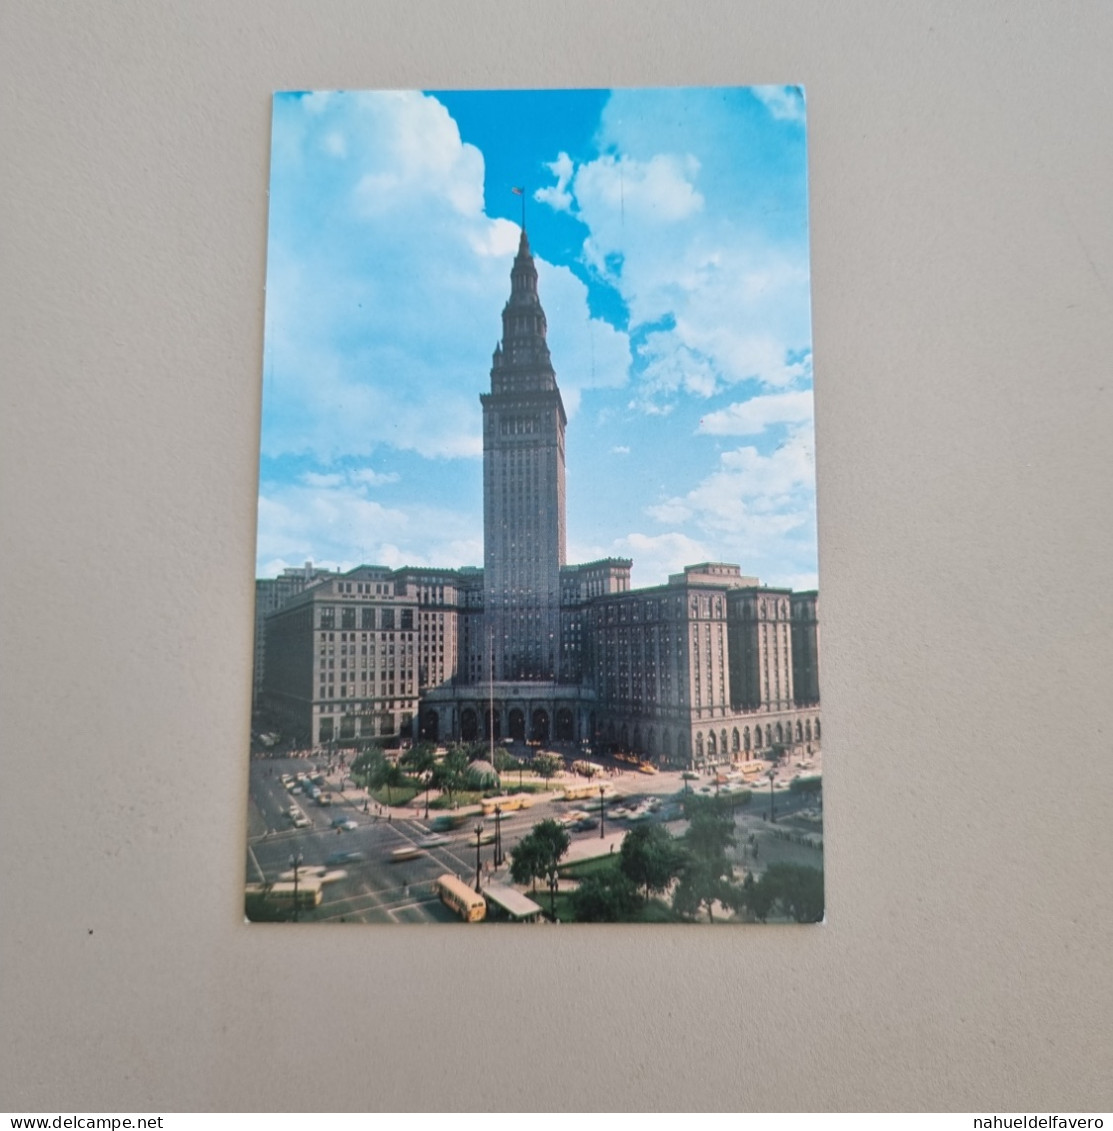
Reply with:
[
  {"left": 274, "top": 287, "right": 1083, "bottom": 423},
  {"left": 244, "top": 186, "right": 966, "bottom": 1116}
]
[
  {"left": 256, "top": 226, "right": 821, "bottom": 764},
  {"left": 252, "top": 562, "right": 338, "bottom": 708}
]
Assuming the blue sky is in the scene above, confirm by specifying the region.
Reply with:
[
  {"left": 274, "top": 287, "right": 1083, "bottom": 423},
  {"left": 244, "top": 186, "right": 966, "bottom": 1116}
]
[{"left": 258, "top": 86, "right": 817, "bottom": 591}]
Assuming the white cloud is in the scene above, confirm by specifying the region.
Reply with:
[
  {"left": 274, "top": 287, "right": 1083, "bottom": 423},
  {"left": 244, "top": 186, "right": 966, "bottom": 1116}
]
[
  {"left": 534, "top": 91, "right": 812, "bottom": 418},
  {"left": 752, "top": 85, "right": 806, "bottom": 123},
  {"left": 534, "top": 152, "right": 574, "bottom": 213},
  {"left": 617, "top": 531, "right": 710, "bottom": 588},
  {"left": 641, "top": 427, "right": 816, "bottom": 585},
  {"left": 611, "top": 445, "right": 630, "bottom": 455},
  {"left": 574, "top": 154, "right": 704, "bottom": 230},
  {"left": 699, "top": 389, "right": 814, "bottom": 436},
  {"left": 263, "top": 91, "right": 630, "bottom": 474},
  {"left": 257, "top": 477, "right": 482, "bottom": 572},
  {"left": 349, "top": 467, "right": 401, "bottom": 487},
  {"left": 322, "top": 130, "right": 347, "bottom": 158}
]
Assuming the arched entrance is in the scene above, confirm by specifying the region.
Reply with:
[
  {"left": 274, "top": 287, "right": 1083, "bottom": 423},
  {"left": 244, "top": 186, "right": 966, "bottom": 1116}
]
[
  {"left": 484, "top": 708, "right": 502, "bottom": 741},
  {"left": 460, "top": 708, "right": 478, "bottom": 743},
  {"left": 508, "top": 709, "right": 525, "bottom": 742},
  {"left": 555, "top": 708, "right": 574, "bottom": 742},
  {"left": 531, "top": 708, "right": 550, "bottom": 745}
]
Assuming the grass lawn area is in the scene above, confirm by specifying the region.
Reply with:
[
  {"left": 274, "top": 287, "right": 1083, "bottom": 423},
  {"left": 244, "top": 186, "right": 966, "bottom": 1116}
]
[
  {"left": 367, "top": 782, "right": 421, "bottom": 808},
  {"left": 558, "top": 855, "right": 623, "bottom": 880},
  {"left": 429, "top": 791, "right": 484, "bottom": 810},
  {"left": 536, "top": 885, "right": 678, "bottom": 924}
]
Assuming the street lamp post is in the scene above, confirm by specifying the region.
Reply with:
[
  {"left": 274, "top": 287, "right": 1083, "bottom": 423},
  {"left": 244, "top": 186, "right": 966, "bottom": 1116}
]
[
  {"left": 289, "top": 850, "right": 303, "bottom": 922},
  {"left": 599, "top": 785, "right": 606, "bottom": 839},
  {"left": 474, "top": 822, "right": 484, "bottom": 893},
  {"left": 494, "top": 805, "right": 503, "bottom": 868},
  {"left": 767, "top": 770, "right": 776, "bottom": 823}
]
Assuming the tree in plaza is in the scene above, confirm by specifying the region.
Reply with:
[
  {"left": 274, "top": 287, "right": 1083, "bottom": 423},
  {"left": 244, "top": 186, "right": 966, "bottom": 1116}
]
[
  {"left": 672, "top": 805, "right": 737, "bottom": 923},
  {"left": 735, "top": 872, "right": 775, "bottom": 923},
  {"left": 402, "top": 741, "right": 437, "bottom": 815},
  {"left": 431, "top": 745, "right": 469, "bottom": 805},
  {"left": 673, "top": 859, "right": 734, "bottom": 923},
  {"left": 740, "top": 863, "right": 824, "bottom": 924},
  {"left": 369, "top": 756, "right": 406, "bottom": 806},
  {"left": 571, "top": 870, "right": 640, "bottom": 922},
  {"left": 508, "top": 833, "right": 546, "bottom": 894},
  {"left": 509, "top": 819, "right": 570, "bottom": 919},
  {"left": 459, "top": 741, "right": 488, "bottom": 763},
  {"left": 532, "top": 751, "right": 563, "bottom": 787},
  {"left": 350, "top": 745, "right": 383, "bottom": 788},
  {"left": 619, "top": 822, "right": 686, "bottom": 903}
]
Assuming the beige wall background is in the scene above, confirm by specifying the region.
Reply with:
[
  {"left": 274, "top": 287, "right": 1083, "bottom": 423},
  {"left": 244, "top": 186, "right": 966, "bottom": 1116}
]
[{"left": 2, "top": 1, "right": 1111, "bottom": 1113}]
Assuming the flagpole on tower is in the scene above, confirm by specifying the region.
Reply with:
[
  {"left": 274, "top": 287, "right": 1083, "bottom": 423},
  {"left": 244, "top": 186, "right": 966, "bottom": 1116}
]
[{"left": 511, "top": 186, "right": 525, "bottom": 232}]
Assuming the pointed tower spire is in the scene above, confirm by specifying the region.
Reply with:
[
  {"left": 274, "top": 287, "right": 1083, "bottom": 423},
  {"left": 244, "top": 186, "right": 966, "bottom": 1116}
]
[{"left": 490, "top": 225, "right": 556, "bottom": 394}]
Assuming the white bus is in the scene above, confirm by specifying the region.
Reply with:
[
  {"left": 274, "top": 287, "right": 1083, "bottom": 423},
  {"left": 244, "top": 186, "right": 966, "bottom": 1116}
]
[{"left": 246, "top": 879, "right": 323, "bottom": 912}]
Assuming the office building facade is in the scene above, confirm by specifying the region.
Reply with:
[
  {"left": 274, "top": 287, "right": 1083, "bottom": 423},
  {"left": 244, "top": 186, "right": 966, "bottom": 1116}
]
[{"left": 257, "top": 228, "right": 821, "bottom": 765}]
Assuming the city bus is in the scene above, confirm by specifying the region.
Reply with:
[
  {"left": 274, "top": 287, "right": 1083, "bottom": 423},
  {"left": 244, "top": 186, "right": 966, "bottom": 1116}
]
[
  {"left": 562, "top": 782, "right": 614, "bottom": 802},
  {"left": 245, "top": 880, "right": 323, "bottom": 912},
  {"left": 480, "top": 793, "right": 536, "bottom": 816},
  {"left": 571, "top": 759, "right": 605, "bottom": 778},
  {"left": 435, "top": 874, "right": 487, "bottom": 922},
  {"left": 431, "top": 812, "right": 470, "bottom": 832}
]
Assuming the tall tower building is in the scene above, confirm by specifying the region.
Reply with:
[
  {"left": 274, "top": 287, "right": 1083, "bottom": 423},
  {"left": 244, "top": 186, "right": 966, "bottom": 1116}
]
[{"left": 481, "top": 228, "right": 567, "bottom": 682}]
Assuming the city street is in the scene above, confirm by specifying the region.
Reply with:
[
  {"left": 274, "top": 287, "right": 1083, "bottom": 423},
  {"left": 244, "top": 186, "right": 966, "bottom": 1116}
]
[{"left": 245, "top": 750, "right": 823, "bottom": 923}]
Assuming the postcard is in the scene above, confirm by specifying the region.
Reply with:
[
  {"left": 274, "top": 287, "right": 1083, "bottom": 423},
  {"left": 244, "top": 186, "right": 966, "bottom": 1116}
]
[{"left": 246, "top": 86, "right": 823, "bottom": 924}]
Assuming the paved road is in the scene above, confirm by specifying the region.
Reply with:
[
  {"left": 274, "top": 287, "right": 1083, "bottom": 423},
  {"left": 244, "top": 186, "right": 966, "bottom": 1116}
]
[{"left": 245, "top": 754, "right": 823, "bottom": 922}]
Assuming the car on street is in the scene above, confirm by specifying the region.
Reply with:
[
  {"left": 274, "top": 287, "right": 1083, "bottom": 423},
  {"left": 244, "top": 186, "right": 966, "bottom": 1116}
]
[
  {"left": 419, "top": 834, "right": 451, "bottom": 848},
  {"left": 573, "top": 817, "right": 599, "bottom": 831},
  {"left": 326, "top": 850, "right": 364, "bottom": 866},
  {"left": 330, "top": 816, "right": 358, "bottom": 831},
  {"left": 291, "top": 813, "right": 311, "bottom": 828}
]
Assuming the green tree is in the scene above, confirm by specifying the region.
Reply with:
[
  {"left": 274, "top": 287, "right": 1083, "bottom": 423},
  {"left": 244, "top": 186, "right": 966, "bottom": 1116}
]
[
  {"left": 402, "top": 742, "right": 437, "bottom": 816},
  {"left": 509, "top": 834, "right": 546, "bottom": 894},
  {"left": 351, "top": 746, "right": 383, "bottom": 788},
  {"left": 673, "top": 859, "right": 734, "bottom": 923},
  {"left": 619, "top": 823, "right": 686, "bottom": 902},
  {"left": 734, "top": 872, "right": 775, "bottom": 922},
  {"left": 369, "top": 757, "right": 405, "bottom": 806},
  {"left": 762, "top": 863, "right": 825, "bottom": 923},
  {"left": 672, "top": 807, "right": 737, "bottom": 922},
  {"left": 571, "top": 870, "right": 640, "bottom": 922},
  {"left": 510, "top": 819, "right": 570, "bottom": 918},
  {"left": 431, "top": 746, "right": 469, "bottom": 805},
  {"left": 533, "top": 751, "right": 563, "bottom": 787}
]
